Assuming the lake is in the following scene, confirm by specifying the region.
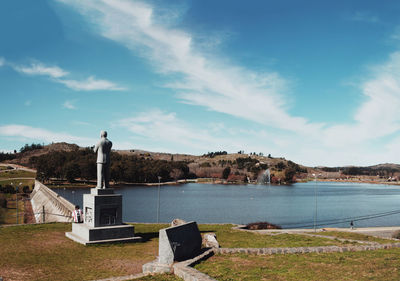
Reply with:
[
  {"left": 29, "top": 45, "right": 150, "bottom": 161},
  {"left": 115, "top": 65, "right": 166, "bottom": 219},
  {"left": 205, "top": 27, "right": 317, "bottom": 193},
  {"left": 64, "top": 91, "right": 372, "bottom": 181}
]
[{"left": 54, "top": 182, "right": 400, "bottom": 228}]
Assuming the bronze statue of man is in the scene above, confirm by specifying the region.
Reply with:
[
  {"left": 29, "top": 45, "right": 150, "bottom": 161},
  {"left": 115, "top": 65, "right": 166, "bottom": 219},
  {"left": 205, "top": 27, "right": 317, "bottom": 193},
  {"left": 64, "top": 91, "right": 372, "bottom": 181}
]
[{"left": 94, "top": 130, "right": 112, "bottom": 189}]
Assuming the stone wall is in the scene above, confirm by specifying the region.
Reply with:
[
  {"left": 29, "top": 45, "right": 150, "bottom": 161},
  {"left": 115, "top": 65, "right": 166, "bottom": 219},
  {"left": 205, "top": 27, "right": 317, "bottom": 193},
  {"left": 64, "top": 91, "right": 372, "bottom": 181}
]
[{"left": 30, "top": 180, "right": 75, "bottom": 223}]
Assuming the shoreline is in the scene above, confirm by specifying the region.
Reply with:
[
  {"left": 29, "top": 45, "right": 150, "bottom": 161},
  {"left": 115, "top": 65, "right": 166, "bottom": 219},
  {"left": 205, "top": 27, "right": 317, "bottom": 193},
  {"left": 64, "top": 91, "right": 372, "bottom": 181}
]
[{"left": 47, "top": 177, "right": 400, "bottom": 189}]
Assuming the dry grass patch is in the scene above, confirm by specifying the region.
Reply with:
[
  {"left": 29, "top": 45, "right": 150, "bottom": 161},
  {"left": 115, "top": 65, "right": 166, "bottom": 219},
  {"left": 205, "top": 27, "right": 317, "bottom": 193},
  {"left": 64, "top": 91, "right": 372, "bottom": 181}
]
[
  {"left": 318, "top": 231, "right": 397, "bottom": 244},
  {"left": 198, "top": 224, "right": 358, "bottom": 248},
  {"left": 195, "top": 250, "right": 400, "bottom": 280},
  {"left": 0, "top": 223, "right": 167, "bottom": 281}
]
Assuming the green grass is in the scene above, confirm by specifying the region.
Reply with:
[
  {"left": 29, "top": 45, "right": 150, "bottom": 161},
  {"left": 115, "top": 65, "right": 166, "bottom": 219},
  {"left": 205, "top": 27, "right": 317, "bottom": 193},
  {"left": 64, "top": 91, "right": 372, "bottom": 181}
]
[
  {"left": 197, "top": 224, "right": 357, "bottom": 248},
  {"left": 195, "top": 250, "right": 400, "bottom": 280},
  {"left": 0, "top": 194, "right": 25, "bottom": 224},
  {"left": 0, "top": 178, "right": 35, "bottom": 188},
  {"left": 0, "top": 169, "right": 36, "bottom": 180},
  {"left": 318, "top": 231, "right": 397, "bottom": 244},
  {"left": 1, "top": 223, "right": 394, "bottom": 280},
  {"left": 47, "top": 182, "right": 95, "bottom": 189},
  {"left": 0, "top": 223, "right": 168, "bottom": 281},
  {"left": 0, "top": 166, "right": 13, "bottom": 171}
]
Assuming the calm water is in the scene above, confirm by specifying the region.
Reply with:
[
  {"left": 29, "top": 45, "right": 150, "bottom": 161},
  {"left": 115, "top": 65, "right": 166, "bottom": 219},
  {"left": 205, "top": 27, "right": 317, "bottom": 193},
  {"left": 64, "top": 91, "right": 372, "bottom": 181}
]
[{"left": 54, "top": 182, "right": 400, "bottom": 228}]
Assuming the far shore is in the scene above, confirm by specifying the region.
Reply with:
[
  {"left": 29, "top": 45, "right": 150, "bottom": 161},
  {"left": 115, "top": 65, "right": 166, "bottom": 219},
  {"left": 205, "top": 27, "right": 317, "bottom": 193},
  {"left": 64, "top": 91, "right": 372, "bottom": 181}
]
[{"left": 45, "top": 177, "right": 400, "bottom": 189}]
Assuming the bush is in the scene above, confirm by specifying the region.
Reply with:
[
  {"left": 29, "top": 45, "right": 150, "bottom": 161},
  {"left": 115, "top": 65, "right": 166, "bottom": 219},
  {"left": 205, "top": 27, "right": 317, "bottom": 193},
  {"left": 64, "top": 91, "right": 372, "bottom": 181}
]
[
  {"left": 244, "top": 221, "right": 282, "bottom": 230},
  {"left": 393, "top": 230, "right": 400, "bottom": 239},
  {"left": 0, "top": 196, "right": 7, "bottom": 208},
  {"left": 222, "top": 167, "right": 231, "bottom": 179}
]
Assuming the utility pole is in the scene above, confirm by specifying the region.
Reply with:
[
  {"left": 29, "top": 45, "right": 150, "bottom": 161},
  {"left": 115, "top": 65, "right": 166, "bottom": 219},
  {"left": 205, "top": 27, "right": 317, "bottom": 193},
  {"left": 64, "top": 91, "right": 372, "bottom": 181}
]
[{"left": 157, "top": 176, "right": 161, "bottom": 223}]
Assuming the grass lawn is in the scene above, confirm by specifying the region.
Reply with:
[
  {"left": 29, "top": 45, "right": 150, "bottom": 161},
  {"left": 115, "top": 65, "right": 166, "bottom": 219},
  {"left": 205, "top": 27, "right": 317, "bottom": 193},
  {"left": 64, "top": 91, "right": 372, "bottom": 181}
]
[
  {"left": 195, "top": 250, "right": 400, "bottom": 280},
  {"left": 1, "top": 194, "right": 26, "bottom": 224},
  {"left": 317, "top": 231, "right": 398, "bottom": 244},
  {"left": 1, "top": 223, "right": 394, "bottom": 280},
  {"left": 0, "top": 166, "right": 13, "bottom": 171},
  {"left": 0, "top": 170, "right": 36, "bottom": 180},
  {"left": 197, "top": 225, "right": 360, "bottom": 248},
  {"left": 0, "top": 223, "right": 168, "bottom": 281}
]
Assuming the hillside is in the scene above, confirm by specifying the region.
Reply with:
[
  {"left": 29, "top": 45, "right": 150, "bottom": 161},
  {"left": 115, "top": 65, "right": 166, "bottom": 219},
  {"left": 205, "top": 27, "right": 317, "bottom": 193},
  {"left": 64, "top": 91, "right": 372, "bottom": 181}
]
[
  {"left": 2, "top": 143, "right": 307, "bottom": 184},
  {"left": 3, "top": 142, "right": 400, "bottom": 185}
]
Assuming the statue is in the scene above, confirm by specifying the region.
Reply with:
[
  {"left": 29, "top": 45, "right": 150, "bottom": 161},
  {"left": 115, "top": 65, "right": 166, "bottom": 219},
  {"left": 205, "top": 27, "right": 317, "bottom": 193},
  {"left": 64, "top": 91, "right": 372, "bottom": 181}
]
[{"left": 94, "top": 130, "right": 112, "bottom": 189}]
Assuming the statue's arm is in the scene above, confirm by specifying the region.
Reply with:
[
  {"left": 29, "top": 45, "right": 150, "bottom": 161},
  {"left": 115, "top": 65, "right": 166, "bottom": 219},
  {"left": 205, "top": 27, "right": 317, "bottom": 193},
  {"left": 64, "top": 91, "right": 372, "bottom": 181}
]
[{"left": 94, "top": 142, "right": 99, "bottom": 153}]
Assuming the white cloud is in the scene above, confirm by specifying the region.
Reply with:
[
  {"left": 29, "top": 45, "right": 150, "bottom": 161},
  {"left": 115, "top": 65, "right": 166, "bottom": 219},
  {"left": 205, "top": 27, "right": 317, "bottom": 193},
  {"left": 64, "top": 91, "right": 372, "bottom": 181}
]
[
  {"left": 349, "top": 11, "right": 380, "bottom": 23},
  {"left": 55, "top": 0, "right": 400, "bottom": 166},
  {"left": 321, "top": 52, "right": 400, "bottom": 148},
  {"left": 116, "top": 109, "right": 232, "bottom": 152},
  {"left": 59, "top": 76, "right": 125, "bottom": 91},
  {"left": 14, "top": 62, "right": 68, "bottom": 78},
  {"left": 0, "top": 124, "right": 95, "bottom": 146},
  {"left": 11, "top": 60, "right": 125, "bottom": 91},
  {"left": 63, "top": 100, "right": 77, "bottom": 110},
  {"left": 56, "top": 0, "right": 320, "bottom": 135}
]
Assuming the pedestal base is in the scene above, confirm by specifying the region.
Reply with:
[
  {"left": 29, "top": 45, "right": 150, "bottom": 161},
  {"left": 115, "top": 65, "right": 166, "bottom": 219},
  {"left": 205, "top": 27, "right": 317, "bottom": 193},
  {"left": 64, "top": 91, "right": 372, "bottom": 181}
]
[{"left": 66, "top": 223, "right": 141, "bottom": 245}]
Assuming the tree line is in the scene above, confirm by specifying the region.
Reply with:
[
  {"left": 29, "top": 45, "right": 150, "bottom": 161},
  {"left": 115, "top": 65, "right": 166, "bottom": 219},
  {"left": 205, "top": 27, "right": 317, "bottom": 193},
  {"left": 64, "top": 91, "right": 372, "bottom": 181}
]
[{"left": 29, "top": 148, "right": 195, "bottom": 184}]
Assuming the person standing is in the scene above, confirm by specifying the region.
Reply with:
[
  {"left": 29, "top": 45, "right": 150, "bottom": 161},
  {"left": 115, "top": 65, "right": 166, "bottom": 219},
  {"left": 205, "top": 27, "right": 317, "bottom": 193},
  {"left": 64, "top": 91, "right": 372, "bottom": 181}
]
[
  {"left": 72, "top": 205, "right": 83, "bottom": 223},
  {"left": 94, "top": 130, "right": 112, "bottom": 189}
]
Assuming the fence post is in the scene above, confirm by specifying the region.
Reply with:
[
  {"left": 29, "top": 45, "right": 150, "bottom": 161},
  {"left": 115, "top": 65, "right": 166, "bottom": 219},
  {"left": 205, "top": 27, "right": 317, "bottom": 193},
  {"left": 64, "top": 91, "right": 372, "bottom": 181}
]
[{"left": 42, "top": 206, "right": 45, "bottom": 223}]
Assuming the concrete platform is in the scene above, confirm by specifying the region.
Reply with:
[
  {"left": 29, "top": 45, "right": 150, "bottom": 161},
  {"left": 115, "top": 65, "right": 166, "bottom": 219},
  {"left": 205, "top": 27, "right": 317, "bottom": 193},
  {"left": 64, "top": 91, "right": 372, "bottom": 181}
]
[
  {"left": 66, "top": 223, "right": 142, "bottom": 245},
  {"left": 66, "top": 231, "right": 142, "bottom": 245}
]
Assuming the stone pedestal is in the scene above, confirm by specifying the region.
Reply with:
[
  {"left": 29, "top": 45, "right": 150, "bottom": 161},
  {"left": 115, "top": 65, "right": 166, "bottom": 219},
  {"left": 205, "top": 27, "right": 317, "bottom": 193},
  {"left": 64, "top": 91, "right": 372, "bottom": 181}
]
[{"left": 66, "top": 188, "right": 141, "bottom": 245}]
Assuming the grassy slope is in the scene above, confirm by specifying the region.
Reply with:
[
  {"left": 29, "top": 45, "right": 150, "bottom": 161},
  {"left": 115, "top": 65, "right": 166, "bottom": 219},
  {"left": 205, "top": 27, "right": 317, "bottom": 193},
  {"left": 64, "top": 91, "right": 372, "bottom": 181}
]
[
  {"left": 0, "top": 223, "right": 165, "bottom": 281},
  {"left": 0, "top": 223, "right": 377, "bottom": 281},
  {"left": 0, "top": 169, "right": 36, "bottom": 225},
  {"left": 198, "top": 225, "right": 366, "bottom": 248},
  {"left": 317, "top": 231, "right": 398, "bottom": 244},
  {"left": 195, "top": 250, "right": 400, "bottom": 280},
  {"left": 0, "top": 170, "right": 36, "bottom": 180},
  {"left": 1, "top": 223, "right": 396, "bottom": 280}
]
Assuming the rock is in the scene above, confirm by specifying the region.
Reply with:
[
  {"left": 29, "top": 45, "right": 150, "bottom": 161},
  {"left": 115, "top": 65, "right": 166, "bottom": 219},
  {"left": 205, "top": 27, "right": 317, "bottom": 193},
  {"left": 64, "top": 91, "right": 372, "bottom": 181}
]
[
  {"left": 203, "top": 232, "right": 219, "bottom": 248},
  {"left": 171, "top": 218, "right": 187, "bottom": 227}
]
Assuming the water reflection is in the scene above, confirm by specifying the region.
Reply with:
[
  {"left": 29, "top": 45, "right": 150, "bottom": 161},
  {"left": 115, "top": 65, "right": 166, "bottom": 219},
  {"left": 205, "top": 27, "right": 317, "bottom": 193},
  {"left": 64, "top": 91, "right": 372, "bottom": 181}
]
[{"left": 53, "top": 182, "right": 400, "bottom": 228}]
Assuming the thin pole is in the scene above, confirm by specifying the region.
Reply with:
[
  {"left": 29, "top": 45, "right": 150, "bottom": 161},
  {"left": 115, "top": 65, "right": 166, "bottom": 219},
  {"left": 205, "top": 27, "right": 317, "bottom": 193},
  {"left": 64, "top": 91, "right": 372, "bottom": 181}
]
[
  {"left": 16, "top": 188, "right": 18, "bottom": 224},
  {"left": 157, "top": 176, "right": 161, "bottom": 223},
  {"left": 313, "top": 174, "right": 318, "bottom": 232}
]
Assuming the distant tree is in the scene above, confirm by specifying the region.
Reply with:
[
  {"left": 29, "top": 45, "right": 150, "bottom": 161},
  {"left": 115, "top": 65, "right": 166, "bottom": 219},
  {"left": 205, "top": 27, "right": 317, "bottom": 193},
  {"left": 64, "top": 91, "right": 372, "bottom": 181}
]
[
  {"left": 284, "top": 167, "right": 296, "bottom": 183},
  {"left": 275, "top": 161, "right": 286, "bottom": 171},
  {"left": 65, "top": 163, "right": 80, "bottom": 183},
  {"left": 222, "top": 167, "right": 231, "bottom": 179},
  {"left": 19, "top": 143, "right": 44, "bottom": 153}
]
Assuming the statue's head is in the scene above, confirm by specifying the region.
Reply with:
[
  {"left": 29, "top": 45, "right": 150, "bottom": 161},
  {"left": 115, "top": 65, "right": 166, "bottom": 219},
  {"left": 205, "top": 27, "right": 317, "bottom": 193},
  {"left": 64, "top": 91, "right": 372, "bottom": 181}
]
[{"left": 100, "top": 130, "right": 107, "bottom": 138}]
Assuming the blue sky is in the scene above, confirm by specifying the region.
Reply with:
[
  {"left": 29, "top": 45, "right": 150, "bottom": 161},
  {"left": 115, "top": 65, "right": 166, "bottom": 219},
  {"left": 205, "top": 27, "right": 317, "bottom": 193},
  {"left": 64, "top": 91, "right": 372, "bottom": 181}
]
[{"left": 1, "top": 0, "right": 400, "bottom": 166}]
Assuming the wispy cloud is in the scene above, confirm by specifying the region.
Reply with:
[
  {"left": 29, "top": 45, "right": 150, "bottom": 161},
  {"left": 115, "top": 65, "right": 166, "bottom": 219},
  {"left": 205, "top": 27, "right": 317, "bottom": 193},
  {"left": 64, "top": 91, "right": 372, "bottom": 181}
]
[
  {"left": 63, "top": 100, "right": 77, "bottom": 110},
  {"left": 349, "top": 11, "right": 380, "bottom": 23},
  {"left": 321, "top": 52, "right": 400, "bottom": 147},
  {"left": 116, "top": 109, "right": 231, "bottom": 152},
  {"left": 10, "top": 60, "right": 125, "bottom": 91},
  {"left": 57, "top": 0, "right": 320, "bottom": 134},
  {"left": 0, "top": 124, "right": 94, "bottom": 146},
  {"left": 391, "top": 26, "right": 400, "bottom": 41},
  {"left": 0, "top": 57, "right": 5, "bottom": 67},
  {"left": 14, "top": 62, "right": 68, "bottom": 78},
  {"left": 59, "top": 76, "right": 125, "bottom": 91},
  {"left": 55, "top": 0, "right": 400, "bottom": 166}
]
